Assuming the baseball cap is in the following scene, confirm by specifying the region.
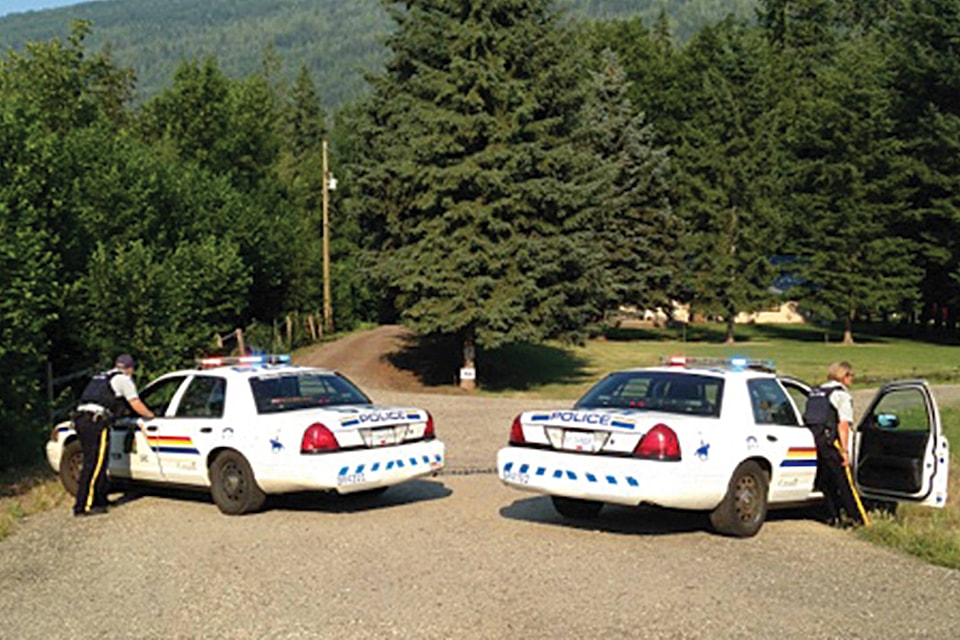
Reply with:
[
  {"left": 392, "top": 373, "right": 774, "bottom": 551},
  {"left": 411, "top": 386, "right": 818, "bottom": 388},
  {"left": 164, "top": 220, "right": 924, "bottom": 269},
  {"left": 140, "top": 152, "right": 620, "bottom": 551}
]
[{"left": 115, "top": 354, "right": 136, "bottom": 370}]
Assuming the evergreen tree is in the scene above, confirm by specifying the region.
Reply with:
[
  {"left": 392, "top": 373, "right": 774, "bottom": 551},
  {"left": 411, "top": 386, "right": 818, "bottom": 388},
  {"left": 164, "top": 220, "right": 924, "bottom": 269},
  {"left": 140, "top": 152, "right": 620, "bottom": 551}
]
[
  {"left": 596, "top": 16, "right": 689, "bottom": 148},
  {"left": 787, "top": 32, "right": 921, "bottom": 342},
  {"left": 278, "top": 65, "right": 328, "bottom": 314},
  {"left": 673, "top": 19, "right": 781, "bottom": 342},
  {"left": 889, "top": 0, "right": 960, "bottom": 334},
  {"left": 350, "top": 0, "right": 604, "bottom": 385},
  {"left": 578, "top": 49, "right": 677, "bottom": 313}
]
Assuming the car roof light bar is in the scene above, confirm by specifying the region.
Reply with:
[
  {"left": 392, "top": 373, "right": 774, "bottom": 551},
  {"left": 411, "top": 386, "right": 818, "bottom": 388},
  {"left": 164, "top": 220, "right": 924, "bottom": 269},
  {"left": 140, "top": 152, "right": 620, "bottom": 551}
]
[
  {"left": 659, "top": 356, "right": 776, "bottom": 373},
  {"left": 198, "top": 354, "right": 292, "bottom": 369}
]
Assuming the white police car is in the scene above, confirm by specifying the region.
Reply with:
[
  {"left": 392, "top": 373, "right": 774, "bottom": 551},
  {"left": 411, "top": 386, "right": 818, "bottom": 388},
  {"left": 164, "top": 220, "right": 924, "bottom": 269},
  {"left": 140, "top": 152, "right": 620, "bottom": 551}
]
[
  {"left": 47, "top": 355, "right": 445, "bottom": 514},
  {"left": 497, "top": 357, "right": 949, "bottom": 536}
]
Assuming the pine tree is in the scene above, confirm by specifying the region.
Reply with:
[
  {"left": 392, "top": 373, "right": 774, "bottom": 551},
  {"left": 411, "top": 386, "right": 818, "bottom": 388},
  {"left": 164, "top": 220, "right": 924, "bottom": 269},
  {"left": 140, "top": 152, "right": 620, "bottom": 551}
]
[
  {"left": 768, "top": 7, "right": 922, "bottom": 342},
  {"left": 350, "top": 0, "right": 604, "bottom": 386},
  {"left": 672, "top": 18, "right": 781, "bottom": 342},
  {"left": 578, "top": 49, "right": 677, "bottom": 313},
  {"left": 889, "top": 0, "right": 960, "bottom": 334}
]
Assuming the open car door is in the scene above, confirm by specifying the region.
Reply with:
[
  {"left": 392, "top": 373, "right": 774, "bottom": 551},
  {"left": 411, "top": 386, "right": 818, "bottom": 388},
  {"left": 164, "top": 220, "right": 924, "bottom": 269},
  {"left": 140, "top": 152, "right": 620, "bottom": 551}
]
[{"left": 854, "top": 380, "right": 949, "bottom": 508}]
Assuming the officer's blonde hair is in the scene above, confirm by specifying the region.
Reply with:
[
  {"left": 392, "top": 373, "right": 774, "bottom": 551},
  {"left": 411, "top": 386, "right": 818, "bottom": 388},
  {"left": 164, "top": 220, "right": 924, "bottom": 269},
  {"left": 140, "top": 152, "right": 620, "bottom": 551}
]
[{"left": 827, "top": 361, "right": 854, "bottom": 382}]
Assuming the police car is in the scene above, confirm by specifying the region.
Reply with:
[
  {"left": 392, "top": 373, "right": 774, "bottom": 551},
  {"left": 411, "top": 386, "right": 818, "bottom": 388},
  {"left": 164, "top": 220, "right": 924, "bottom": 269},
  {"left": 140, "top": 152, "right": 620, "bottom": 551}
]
[
  {"left": 497, "top": 357, "right": 949, "bottom": 536},
  {"left": 47, "top": 355, "right": 445, "bottom": 515}
]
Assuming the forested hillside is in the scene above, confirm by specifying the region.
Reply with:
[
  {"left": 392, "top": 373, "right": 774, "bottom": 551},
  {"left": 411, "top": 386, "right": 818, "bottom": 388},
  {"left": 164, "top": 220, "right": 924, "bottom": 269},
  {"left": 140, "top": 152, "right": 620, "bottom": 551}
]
[{"left": 0, "top": 0, "right": 757, "bottom": 107}]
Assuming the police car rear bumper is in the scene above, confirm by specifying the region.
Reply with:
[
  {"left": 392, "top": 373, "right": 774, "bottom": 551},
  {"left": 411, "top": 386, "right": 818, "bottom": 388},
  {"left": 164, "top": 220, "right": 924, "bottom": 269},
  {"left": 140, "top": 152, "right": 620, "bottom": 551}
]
[
  {"left": 497, "top": 446, "right": 724, "bottom": 510},
  {"left": 256, "top": 439, "right": 445, "bottom": 494}
]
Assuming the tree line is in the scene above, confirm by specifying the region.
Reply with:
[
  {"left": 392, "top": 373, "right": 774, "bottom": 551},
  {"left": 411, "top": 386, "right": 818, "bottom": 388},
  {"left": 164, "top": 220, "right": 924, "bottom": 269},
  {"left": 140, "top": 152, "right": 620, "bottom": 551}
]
[{"left": 2, "top": 0, "right": 959, "bottom": 467}]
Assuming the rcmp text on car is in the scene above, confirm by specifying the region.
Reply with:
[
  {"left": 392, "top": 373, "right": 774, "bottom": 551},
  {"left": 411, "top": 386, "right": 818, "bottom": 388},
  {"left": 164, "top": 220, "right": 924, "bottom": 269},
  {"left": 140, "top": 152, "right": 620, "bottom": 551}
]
[
  {"left": 497, "top": 357, "right": 949, "bottom": 536},
  {"left": 47, "top": 355, "right": 445, "bottom": 514}
]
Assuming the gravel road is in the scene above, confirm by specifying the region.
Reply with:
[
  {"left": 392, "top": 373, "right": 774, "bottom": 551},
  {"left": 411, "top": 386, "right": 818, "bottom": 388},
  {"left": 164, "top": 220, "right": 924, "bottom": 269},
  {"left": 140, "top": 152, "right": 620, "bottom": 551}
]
[{"left": 2, "top": 389, "right": 959, "bottom": 639}]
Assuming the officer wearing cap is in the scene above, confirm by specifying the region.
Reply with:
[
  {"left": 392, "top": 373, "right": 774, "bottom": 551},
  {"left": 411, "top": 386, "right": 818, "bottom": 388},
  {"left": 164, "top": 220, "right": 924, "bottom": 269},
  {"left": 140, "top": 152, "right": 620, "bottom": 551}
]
[{"left": 73, "top": 354, "right": 155, "bottom": 517}]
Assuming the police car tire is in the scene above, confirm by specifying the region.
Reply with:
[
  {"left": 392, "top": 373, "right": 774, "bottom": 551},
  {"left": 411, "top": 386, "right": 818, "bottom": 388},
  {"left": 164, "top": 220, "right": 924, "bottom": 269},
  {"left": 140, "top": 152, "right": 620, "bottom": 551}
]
[
  {"left": 709, "top": 460, "right": 769, "bottom": 538},
  {"left": 209, "top": 451, "right": 266, "bottom": 515},
  {"left": 59, "top": 439, "right": 83, "bottom": 497},
  {"left": 551, "top": 496, "right": 603, "bottom": 520}
]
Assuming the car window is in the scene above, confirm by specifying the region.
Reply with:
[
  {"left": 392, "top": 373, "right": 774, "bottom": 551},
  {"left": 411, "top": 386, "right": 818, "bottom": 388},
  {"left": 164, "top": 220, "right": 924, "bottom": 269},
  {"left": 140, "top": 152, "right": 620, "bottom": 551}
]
[
  {"left": 866, "top": 387, "right": 931, "bottom": 434},
  {"left": 575, "top": 371, "right": 723, "bottom": 417},
  {"left": 176, "top": 376, "right": 227, "bottom": 418},
  {"left": 747, "top": 378, "right": 800, "bottom": 426},
  {"left": 250, "top": 372, "right": 371, "bottom": 414},
  {"left": 139, "top": 376, "right": 187, "bottom": 417}
]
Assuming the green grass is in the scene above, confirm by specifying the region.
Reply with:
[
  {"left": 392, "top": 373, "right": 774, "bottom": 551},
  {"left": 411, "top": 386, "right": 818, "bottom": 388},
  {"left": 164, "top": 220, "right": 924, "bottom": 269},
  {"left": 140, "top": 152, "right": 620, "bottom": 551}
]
[
  {"left": 479, "top": 323, "right": 960, "bottom": 399},
  {"left": 854, "top": 404, "right": 960, "bottom": 570}
]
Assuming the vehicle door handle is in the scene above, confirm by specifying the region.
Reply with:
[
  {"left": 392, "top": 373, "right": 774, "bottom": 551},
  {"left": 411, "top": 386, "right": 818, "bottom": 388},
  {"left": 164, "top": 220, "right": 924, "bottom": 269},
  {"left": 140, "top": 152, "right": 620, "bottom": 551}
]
[
  {"left": 146, "top": 425, "right": 158, "bottom": 432},
  {"left": 766, "top": 435, "right": 778, "bottom": 442},
  {"left": 200, "top": 427, "right": 212, "bottom": 433}
]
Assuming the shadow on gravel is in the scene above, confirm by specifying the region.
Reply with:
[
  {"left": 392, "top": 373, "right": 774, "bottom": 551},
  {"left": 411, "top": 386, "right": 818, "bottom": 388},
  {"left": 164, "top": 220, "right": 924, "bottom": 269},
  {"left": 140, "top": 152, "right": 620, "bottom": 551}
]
[
  {"left": 500, "top": 496, "right": 830, "bottom": 536},
  {"left": 270, "top": 479, "right": 451, "bottom": 513},
  {"left": 500, "top": 496, "right": 707, "bottom": 536},
  {"left": 106, "top": 479, "right": 452, "bottom": 515}
]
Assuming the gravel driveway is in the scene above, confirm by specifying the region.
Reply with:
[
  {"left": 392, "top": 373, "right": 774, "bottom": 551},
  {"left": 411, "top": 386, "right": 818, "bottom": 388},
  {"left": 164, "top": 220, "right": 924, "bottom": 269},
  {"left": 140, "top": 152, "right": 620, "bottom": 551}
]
[{"left": 2, "top": 389, "right": 958, "bottom": 639}]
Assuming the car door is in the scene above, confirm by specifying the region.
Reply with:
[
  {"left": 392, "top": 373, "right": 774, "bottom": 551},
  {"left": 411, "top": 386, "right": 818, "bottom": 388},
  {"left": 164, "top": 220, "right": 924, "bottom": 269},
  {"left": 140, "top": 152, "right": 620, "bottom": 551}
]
[
  {"left": 854, "top": 380, "right": 950, "bottom": 508},
  {"left": 747, "top": 377, "right": 819, "bottom": 503},
  {"left": 148, "top": 373, "right": 227, "bottom": 487},
  {"left": 109, "top": 375, "right": 188, "bottom": 482}
]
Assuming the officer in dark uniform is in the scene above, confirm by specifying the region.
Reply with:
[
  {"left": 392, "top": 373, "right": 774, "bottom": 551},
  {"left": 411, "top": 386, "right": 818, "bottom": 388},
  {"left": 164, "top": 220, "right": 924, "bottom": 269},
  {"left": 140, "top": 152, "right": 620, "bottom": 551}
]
[
  {"left": 73, "top": 354, "right": 155, "bottom": 517},
  {"left": 804, "top": 361, "right": 870, "bottom": 527}
]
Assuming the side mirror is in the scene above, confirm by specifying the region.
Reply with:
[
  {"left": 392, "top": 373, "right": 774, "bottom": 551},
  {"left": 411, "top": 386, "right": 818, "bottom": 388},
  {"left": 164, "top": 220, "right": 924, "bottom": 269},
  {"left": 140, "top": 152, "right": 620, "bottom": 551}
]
[{"left": 876, "top": 413, "right": 900, "bottom": 430}]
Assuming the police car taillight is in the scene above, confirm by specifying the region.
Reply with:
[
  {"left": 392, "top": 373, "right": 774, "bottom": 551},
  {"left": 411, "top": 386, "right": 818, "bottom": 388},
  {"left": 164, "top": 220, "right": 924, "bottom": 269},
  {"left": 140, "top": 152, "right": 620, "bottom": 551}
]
[
  {"left": 423, "top": 412, "right": 436, "bottom": 439},
  {"left": 633, "top": 424, "right": 681, "bottom": 461},
  {"left": 509, "top": 415, "right": 525, "bottom": 445},
  {"left": 301, "top": 423, "right": 339, "bottom": 453}
]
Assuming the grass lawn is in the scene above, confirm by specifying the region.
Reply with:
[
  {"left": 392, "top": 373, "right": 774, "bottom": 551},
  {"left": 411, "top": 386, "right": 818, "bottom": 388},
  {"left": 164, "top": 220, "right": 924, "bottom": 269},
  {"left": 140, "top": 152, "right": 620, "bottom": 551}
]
[
  {"left": 480, "top": 323, "right": 960, "bottom": 398},
  {"left": 855, "top": 404, "right": 960, "bottom": 569}
]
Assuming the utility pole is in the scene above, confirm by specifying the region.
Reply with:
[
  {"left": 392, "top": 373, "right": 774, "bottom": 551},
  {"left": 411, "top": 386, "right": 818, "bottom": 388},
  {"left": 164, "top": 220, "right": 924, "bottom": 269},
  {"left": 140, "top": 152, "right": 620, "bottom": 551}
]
[{"left": 322, "top": 138, "right": 334, "bottom": 334}]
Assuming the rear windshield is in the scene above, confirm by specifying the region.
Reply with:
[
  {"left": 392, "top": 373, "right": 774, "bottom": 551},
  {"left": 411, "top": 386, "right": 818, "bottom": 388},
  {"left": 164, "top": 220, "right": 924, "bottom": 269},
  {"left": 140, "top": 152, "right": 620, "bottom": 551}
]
[
  {"left": 249, "top": 372, "right": 371, "bottom": 414},
  {"left": 575, "top": 371, "right": 724, "bottom": 417}
]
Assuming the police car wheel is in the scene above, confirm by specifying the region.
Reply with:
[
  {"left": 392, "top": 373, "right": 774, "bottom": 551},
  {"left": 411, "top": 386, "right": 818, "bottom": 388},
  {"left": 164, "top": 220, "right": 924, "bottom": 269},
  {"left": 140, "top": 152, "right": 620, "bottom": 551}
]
[
  {"left": 551, "top": 496, "right": 603, "bottom": 519},
  {"left": 59, "top": 439, "right": 83, "bottom": 497},
  {"left": 710, "top": 460, "right": 769, "bottom": 538},
  {"left": 209, "top": 451, "right": 266, "bottom": 515}
]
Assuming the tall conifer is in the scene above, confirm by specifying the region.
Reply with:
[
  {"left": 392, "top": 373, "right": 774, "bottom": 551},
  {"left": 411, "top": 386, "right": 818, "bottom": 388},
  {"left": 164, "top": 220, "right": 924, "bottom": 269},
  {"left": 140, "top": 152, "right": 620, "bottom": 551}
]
[{"left": 351, "top": 0, "right": 604, "bottom": 383}]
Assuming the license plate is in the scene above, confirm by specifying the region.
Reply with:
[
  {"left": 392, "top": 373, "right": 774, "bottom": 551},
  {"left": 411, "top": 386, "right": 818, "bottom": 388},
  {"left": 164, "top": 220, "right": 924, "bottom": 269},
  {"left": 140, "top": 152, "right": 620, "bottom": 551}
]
[
  {"left": 562, "top": 430, "right": 594, "bottom": 452},
  {"left": 369, "top": 427, "right": 396, "bottom": 447}
]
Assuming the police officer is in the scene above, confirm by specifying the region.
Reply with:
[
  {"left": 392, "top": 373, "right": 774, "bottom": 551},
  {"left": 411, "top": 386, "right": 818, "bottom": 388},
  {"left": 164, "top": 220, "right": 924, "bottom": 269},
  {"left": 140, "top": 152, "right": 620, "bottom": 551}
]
[
  {"left": 73, "top": 354, "right": 155, "bottom": 517},
  {"left": 805, "top": 361, "right": 871, "bottom": 527}
]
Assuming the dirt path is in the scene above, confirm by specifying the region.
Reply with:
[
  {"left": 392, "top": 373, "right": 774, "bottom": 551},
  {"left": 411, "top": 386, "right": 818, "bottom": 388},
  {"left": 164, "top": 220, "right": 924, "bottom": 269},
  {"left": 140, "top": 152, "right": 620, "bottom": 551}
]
[{"left": 295, "top": 325, "right": 430, "bottom": 392}]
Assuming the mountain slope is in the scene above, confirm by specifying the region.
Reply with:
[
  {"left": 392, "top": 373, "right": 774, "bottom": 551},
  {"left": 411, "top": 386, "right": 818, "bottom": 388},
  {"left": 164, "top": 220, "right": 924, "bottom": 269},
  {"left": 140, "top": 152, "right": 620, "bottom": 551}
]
[{"left": 0, "top": 0, "right": 757, "bottom": 108}]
